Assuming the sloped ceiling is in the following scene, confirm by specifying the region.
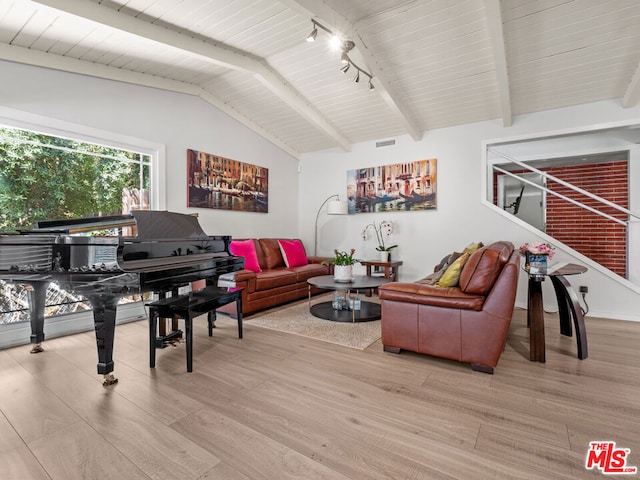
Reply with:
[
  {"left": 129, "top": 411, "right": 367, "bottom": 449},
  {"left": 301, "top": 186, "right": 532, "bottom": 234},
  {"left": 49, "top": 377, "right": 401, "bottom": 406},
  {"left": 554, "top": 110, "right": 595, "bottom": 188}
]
[{"left": 1, "top": 0, "right": 640, "bottom": 158}]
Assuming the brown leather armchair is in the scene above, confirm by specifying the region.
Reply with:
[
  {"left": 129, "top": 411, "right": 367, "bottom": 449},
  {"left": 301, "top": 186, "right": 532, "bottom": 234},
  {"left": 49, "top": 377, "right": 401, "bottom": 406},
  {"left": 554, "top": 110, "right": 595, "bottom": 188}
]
[{"left": 378, "top": 241, "right": 519, "bottom": 373}]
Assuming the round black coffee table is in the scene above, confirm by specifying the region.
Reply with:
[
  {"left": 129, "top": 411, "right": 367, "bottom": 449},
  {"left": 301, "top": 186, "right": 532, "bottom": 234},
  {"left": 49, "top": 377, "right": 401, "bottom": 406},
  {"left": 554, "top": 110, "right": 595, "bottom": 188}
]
[{"left": 307, "top": 275, "right": 390, "bottom": 322}]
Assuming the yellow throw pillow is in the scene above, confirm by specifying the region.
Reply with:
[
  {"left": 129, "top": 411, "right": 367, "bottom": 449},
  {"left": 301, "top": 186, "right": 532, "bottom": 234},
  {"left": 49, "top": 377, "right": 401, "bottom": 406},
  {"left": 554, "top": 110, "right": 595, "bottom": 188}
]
[
  {"left": 463, "top": 242, "right": 483, "bottom": 255},
  {"left": 436, "top": 252, "right": 470, "bottom": 288}
]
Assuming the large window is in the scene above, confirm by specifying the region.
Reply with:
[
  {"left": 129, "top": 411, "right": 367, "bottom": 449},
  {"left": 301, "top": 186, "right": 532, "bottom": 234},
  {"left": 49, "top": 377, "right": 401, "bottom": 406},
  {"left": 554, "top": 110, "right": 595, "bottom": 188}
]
[{"left": 0, "top": 126, "right": 152, "bottom": 325}]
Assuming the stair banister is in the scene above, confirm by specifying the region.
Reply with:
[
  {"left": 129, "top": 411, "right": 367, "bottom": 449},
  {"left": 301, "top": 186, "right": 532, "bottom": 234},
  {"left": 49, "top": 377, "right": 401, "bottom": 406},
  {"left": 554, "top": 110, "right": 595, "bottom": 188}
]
[
  {"left": 488, "top": 147, "right": 640, "bottom": 222},
  {"left": 492, "top": 165, "right": 627, "bottom": 226}
]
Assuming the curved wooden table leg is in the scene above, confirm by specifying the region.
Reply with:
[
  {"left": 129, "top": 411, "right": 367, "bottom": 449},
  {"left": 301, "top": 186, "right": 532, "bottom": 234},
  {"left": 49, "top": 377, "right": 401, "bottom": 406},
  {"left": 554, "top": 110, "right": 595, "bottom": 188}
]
[
  {"left": 550, "top": 275, "right": 588, "bottom": 359},
  {"left": 551, "top": 276, "right": 573, "bottom": 337}
]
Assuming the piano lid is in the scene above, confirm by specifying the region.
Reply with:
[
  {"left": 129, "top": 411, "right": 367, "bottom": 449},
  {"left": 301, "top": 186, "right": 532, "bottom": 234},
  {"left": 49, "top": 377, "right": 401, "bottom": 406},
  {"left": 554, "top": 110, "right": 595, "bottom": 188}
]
[
  {"left": 20, "top": 214, "right": 136, "bottom": 234},
  {"left": 15, "top": 210, "right": 210, "bottom": 240},
  {"left": 128, "top": 210, "right": 210, "bottom": 241}
]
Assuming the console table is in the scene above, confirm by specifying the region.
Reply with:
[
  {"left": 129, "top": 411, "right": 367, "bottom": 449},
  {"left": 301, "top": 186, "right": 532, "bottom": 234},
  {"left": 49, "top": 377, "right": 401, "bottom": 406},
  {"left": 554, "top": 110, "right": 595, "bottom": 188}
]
[
  {"left": 147, "top": 285, "right": 242, "bottom": 372},
  {"left": 528, "top": 263, "right": 588, "bottom": 363}
]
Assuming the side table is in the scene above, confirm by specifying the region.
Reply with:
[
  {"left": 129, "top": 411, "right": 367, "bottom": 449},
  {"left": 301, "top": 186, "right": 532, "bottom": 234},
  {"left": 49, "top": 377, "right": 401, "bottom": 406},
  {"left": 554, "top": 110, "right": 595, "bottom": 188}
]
[
  {"left": 527, "top": 263, "right": 588, "bottom": 363},
  {"left": 360, "top": 260, "right": 403, "bottom": 281},
  {"left": 360, "top": 260, "right": 402, "bottom": 297}
]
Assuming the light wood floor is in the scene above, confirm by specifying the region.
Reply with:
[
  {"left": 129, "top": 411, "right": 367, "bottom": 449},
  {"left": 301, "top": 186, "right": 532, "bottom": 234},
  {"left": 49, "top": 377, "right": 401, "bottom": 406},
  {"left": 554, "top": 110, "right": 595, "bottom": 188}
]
[{"left": 1, "top": 304, "right": 639, "bottom": 480}]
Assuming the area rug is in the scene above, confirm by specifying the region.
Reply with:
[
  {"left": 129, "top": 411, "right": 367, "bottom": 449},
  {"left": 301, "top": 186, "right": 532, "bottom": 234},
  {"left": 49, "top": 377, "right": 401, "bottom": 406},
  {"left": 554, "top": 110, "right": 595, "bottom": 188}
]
[{"left": 244, "top": 296, "right": 381, "bottom": 350}]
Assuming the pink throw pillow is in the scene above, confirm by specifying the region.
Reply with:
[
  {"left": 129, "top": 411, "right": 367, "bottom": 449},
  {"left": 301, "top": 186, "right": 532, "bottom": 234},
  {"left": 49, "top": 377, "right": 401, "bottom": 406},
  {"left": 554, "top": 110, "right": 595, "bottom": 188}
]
[
  {"left": 230, "top": 239, "right": 262, "bottom": 273},
  {"left": 278, "top": 240, "right": 308, "bottom": 268}
]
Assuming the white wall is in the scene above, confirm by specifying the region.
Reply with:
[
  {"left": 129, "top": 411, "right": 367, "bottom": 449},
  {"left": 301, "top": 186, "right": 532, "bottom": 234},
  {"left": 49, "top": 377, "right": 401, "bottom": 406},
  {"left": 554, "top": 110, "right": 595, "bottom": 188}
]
[
  {"left": 0, "top": 60, "right": 299, "bottom": 238},
  {"left": 300, "top": 101, "right": 640, "bottom": 321},
  {"left": 1, "top": 60, "right": 639, "bottom": 321}
]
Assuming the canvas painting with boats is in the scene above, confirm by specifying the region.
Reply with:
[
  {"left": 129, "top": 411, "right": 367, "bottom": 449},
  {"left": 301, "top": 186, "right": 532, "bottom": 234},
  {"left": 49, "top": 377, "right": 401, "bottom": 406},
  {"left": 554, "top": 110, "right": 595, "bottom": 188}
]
[
  {"left": 187, "top": 149, "right": 268, "bottom": 212},
  {"left": 347, "top": 159, "right": 437, "bottom": 213}
]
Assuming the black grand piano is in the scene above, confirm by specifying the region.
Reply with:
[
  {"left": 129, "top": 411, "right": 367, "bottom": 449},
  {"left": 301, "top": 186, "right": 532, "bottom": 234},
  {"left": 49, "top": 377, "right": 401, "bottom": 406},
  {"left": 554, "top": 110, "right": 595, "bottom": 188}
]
[{"left": 0, "top": 210, "right": 244, "bottom": 384}]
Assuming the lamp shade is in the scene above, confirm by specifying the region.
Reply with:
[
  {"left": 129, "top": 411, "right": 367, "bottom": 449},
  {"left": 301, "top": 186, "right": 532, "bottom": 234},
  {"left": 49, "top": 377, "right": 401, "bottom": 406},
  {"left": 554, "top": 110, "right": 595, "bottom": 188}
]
[{"left": 327, "top": 198, "right": 348, "bottom": 215}]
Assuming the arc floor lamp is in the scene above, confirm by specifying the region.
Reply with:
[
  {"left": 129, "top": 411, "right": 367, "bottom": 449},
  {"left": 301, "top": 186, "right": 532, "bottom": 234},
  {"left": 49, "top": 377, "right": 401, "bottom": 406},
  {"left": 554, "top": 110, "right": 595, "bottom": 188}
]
[{"left": 314, "top": 194, "right": 348, "bottom": 256}]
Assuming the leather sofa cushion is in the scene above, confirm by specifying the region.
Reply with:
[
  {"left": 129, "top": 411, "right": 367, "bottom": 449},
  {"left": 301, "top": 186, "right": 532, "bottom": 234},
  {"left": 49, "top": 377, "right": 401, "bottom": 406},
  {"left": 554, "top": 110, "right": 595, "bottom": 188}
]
[
  {"left": 459, "top": 241, "right": 514, "bottom": 295},
  {"left": 289, "top": 263, "right": 329, "bottom": 282},
  {"left": 255, "top": 269, "right": 297, "bottom": 290},
  {"left": 379, "top": 282, "right": 485, "bottom": 310},
  {"left": 258, "top": 238, "right": 286, "bottom": 270}
]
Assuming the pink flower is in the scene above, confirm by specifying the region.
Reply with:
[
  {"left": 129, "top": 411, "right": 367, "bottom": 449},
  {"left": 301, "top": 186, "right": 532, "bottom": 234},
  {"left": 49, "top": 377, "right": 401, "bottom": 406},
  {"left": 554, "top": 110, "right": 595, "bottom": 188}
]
[{"left": 519, "top": 242, "right": 555, "bottom": 260}]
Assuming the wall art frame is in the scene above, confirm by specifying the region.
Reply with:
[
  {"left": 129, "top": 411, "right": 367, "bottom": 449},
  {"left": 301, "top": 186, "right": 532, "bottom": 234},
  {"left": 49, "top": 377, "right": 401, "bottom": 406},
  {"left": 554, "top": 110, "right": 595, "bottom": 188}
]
[
  {"left": 347, "top": 159, "right": 437, "bottom": 214},
  {"left": 187, "top": 149, "right": 268, "bottom": 213}
]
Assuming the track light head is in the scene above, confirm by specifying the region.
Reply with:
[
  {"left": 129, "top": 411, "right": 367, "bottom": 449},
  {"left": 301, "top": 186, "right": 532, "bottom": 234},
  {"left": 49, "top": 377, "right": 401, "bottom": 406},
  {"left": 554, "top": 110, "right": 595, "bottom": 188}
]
[
  {"left": 307, "top": 20, "right": 320, "bottom": 42},
  {"left": 340, "top": 52, "right": 349, "bottom": 64},
  {"left": 306, "top": 27, "right": 318, "bottom": 42},
  {"left": 341, "top": 63, "right": 350, "bottom": 73},
  {"left": 369, "top": 78, "right": 374, "bottom": 90},
  {"left": 354, "top": 70, "right": 360, "bottom": 83}
]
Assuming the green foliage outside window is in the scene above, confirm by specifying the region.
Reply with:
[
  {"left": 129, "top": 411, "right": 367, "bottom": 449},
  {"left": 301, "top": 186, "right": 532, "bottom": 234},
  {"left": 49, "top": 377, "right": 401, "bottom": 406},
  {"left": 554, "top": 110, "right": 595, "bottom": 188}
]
[{"left": 0, "top": 127, "right": 150, "bottom": 231}]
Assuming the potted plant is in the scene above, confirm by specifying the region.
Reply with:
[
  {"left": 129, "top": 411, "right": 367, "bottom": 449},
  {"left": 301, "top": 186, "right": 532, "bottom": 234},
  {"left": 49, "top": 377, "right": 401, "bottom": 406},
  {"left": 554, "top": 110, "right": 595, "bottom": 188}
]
[
  {"left": 362, "top": 220, "right": 398, "bottom": 262},
  {"left": 323, "top": 249, "right": 359, "bottom": 282}
]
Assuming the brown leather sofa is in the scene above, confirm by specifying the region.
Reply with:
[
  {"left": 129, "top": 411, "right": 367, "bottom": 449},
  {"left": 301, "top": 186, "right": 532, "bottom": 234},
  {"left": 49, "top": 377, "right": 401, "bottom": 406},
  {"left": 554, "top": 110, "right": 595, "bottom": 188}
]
[
  {"left": 217, "top": 238, "right": 331, "bottom": 316},
  {"left": 378, "top": 241, "right": 519, "bottom": 373}
]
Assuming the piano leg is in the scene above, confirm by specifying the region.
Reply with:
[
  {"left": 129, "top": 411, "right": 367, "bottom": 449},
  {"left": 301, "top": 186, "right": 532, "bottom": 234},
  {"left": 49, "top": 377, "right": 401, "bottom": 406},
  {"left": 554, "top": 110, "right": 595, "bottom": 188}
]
[
  {"left": 27, "top": 281, "right": 49, "bottom": 353},
  {"left": 89, "top": 295, "right": 119, "bottom": 386}
]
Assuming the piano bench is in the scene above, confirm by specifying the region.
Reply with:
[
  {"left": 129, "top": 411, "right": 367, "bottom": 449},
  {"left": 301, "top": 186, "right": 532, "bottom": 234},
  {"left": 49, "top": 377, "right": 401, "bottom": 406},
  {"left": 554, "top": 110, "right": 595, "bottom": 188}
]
[{"left": 147, "top": 286, "right": 243, "bottom": 372}]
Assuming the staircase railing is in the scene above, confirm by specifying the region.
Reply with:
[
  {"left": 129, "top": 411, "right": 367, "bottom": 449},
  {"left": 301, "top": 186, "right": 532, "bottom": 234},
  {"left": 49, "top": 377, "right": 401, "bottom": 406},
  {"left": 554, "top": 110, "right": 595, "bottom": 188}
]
[{"left": 487, "top": 147, "right": 640, "bottom": 226}]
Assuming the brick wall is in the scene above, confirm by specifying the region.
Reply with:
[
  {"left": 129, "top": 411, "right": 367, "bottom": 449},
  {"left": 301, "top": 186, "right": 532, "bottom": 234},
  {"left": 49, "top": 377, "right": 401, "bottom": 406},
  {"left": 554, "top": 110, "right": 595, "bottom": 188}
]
[
  {"left": 546, "top": 161, "right": 628, "bottom": 277},
  {"left": 495, "top": 161, "right": 628, "bottom": 277}
]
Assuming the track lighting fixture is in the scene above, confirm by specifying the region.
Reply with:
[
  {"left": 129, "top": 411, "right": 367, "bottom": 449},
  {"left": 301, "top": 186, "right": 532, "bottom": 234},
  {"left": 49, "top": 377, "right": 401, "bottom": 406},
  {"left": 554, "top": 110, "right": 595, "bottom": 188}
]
[
  {"left": 306, "top": 27, "right": 317, "bottom": 42},
  {"left": 305, "top": 19, "right": 374, "bottom": 90},
  {"left": 306, "top": 19, "right": 331, "bottom": 42}
]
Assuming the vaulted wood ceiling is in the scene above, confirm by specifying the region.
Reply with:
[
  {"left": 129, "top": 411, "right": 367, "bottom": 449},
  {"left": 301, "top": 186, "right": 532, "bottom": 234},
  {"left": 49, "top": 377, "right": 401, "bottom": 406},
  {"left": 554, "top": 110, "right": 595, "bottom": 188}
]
[{"left": 1, "top": 0, "right": 640, "bottom": 158}]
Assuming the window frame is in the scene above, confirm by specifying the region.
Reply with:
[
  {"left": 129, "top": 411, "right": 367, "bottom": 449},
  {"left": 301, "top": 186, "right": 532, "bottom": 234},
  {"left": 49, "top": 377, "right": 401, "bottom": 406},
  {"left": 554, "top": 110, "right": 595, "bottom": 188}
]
[{"left": 0, "top": 106, "right": 166, "bottom": 210}]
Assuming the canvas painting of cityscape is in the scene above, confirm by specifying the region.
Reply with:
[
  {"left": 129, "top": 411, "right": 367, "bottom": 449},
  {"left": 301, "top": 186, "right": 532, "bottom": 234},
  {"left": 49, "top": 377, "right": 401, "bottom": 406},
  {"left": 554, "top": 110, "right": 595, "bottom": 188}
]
[
  {"left": 187, "top": 149, "right": 268, "bottom": 212},
  {"left": 347, "top": 159, "right": 437, "bottom": 214}
]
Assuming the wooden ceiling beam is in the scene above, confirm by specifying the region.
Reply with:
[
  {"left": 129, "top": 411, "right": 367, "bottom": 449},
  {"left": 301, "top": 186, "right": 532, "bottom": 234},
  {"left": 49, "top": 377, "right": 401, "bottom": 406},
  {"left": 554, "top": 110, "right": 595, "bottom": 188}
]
[
  {"left": 30, "top": 0, "right": 351, "bottom": 152},
  {"left": 0, "top": 43, "right": 302, "bottom": 159},
  {"left": 484, "top": 0, "right": 512, "bottom": 127},
  {"left": 623, "top": 61, "right": 640, "bottom": 107}
]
